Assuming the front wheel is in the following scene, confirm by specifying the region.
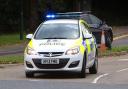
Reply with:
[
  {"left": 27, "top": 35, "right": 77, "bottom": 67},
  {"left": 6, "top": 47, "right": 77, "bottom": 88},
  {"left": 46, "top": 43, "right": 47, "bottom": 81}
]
[
  {"left": 106, "top": 36, "right": 112, "bottom": 50},
  {"left": 89, "top": 52, "right": 98, "bottom": 74},
  {"left": 79, "top": 54, "right": 86, "bottom": 78}
]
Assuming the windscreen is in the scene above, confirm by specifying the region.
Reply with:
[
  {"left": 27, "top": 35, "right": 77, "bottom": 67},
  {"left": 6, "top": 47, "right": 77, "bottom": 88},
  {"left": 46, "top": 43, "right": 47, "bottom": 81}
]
[
  {"left": 83, "top": 15, "right": 92, "bottom": 24},
  {"left": 34, "top": 23, "right": 79, "bottom": 39}
]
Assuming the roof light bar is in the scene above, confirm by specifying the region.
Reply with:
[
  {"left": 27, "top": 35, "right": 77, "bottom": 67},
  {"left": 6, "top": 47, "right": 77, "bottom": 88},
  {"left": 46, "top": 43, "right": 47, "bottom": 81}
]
[{"left": 46, "top": 14, "right": 55, "bottom": 19}]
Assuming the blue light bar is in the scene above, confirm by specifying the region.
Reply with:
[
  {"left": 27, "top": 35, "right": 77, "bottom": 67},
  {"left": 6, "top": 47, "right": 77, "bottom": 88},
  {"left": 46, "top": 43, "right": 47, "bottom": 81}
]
[
  {"left": 46, "top": 14, "right": 55, "bottom": 19},
  {"left": 45, "top": 12, "right": 86, "bottom": 20}
]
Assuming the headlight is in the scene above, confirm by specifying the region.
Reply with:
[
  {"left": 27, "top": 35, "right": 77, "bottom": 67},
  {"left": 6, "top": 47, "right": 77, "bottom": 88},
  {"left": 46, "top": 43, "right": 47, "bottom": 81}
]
[
  {"left": 66, "top": 47, "right": 79, "bottom": 55},
  {"left": 26, "top": 46, "right": 38, "bottom": 55}
]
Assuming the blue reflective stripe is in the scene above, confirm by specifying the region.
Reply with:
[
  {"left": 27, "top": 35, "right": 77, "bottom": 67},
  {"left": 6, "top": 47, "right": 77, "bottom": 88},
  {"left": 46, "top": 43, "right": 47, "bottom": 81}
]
[{"left": 82, "top": 41, "right": 86, "bottom": 47}]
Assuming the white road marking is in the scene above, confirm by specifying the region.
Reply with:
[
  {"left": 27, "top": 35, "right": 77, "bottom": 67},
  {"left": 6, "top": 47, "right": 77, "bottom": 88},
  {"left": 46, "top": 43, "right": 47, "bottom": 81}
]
[
  {"left": 113, "top": 34, "right": 128, "bottom": 41},
  {"left": 92, "top": 73, "right": 109, "bottom": 84},
  {"left": 29, "top": 79, "right": 40, "bottom": 82},
  {"left": 116, "top": 68, "right": 128, "bottom": 72},
  {"left": 118, "top": 59, "right": 128, "bottom": 61}
]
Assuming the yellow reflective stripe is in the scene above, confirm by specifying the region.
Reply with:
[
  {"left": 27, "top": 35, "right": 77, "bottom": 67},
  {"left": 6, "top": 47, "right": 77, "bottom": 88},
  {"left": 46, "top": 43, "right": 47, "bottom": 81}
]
[
  {"left": 79, "top": 20, "right": 90, "bottom": 28},
  {"left": 70, "top": 38, "right": 82, "bottom": 48},
  {"left": 86, "top": 39, "right": 91, "bottom": 53},
  {"left": 75, "top": 38, "right": 85, "bottom": 55},
  {"left": 28, "top": 40, "right": 33, "bottom": 48},
  {"left": 74, "top": 38, "right": 85, "bottom": 55},
  {"left": 69, "top": 38, "right": 85, "bottom": 55},
  {"left": 80, "top": 45, "right": 85, "bottom": 55},
  {"left": 24, "top": 40, "right": 33, "bottom": 53}
]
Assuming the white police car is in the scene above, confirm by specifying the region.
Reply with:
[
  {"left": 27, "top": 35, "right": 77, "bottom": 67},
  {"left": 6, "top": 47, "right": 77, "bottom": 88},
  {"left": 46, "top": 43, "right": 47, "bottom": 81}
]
[{"left": 24, "top": 19, "right": 98, "bottom": 78}]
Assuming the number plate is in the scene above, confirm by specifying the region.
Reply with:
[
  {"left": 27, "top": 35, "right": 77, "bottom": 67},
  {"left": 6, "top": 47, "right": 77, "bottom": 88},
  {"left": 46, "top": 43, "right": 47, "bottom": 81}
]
[{"left": 41, "top": 59, "right": 59, "bottom": 64}]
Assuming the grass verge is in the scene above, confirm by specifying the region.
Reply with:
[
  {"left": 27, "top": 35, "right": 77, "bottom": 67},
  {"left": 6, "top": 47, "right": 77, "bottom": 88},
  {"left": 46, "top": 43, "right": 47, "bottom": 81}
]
[
  {"left": 0, "top": 55, "right": 23, "bottom": 64},
  {"left": 99, "top": 46, "right": 128, "bottom": 57},
  {"left": 0, "top": 34, "right": 26, "bottom": 47}
]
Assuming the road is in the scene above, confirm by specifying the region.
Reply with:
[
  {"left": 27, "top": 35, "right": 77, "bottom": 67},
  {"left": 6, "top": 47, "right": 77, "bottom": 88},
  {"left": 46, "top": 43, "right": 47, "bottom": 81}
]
[
  {"left": 0, "top": 54, "right": 128, "bottom": 89},
  {"left": 0, "top": 44, "right": 24, "bottom": 56},
  {"left": 112, "top": 37, "right": 128, "bottom": 47}
]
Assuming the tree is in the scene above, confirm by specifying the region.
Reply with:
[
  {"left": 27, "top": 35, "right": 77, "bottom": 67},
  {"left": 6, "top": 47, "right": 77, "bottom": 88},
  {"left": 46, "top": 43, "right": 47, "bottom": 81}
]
[{"left": 0, "top": 0, "right": 20, "bottom": 33}]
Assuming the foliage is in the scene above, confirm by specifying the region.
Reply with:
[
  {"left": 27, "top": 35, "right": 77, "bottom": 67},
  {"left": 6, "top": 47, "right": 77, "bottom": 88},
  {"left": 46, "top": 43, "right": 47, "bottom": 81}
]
[
  {"left": 39, "top": 0, "right": 72, "bottom": 13},
  {"left": 0, "top": 0, "right": 21, "bottom": 33},
  {"left": 1, "top": 0, "right": 128, "bottom": 34}
]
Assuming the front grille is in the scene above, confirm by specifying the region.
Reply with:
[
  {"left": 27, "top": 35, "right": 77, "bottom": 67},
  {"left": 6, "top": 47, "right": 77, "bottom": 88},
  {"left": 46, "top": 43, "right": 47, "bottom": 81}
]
[
  {"left": 32, "top": 58, "right": 69, "bottom": 69},
  {"left": 38, "top": 52, "right": 64, "bottom": 57}
]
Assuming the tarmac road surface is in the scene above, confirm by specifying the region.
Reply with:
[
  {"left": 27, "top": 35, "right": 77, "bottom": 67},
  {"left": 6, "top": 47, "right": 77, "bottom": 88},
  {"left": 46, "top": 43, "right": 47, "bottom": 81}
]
[
  {"left": 0, "top": 54, "right": 128, "bottom": 89},
  {"left": 112, "top": 37, "right": 128, "bottom": 47}
]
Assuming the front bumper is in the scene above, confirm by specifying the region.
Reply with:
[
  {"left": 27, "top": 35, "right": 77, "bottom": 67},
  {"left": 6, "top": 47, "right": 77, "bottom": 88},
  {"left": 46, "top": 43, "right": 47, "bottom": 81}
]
[{"left": 24, "top": 53, "right": 83, "bottom": 72}]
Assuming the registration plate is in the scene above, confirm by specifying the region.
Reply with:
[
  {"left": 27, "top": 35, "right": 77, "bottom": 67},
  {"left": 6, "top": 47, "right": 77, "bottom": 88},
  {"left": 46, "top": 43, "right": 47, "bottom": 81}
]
[{"left": 41, "top": 59, "right": 59, "bottom": 64}]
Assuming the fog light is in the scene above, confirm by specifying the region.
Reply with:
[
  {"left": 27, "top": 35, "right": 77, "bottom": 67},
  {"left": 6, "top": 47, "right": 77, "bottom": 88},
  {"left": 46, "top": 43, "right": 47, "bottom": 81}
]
[
  {"left": 26, "top": 61, "right": 33, "bottom": 68},
  {"left": 69, "top": 61, "right": 80, "bottom": 68}
]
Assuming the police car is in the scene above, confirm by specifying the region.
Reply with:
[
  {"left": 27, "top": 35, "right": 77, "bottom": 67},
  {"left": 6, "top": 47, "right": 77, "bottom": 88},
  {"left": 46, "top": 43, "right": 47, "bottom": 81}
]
[{"left": 24, "top": 18, "right": 98, "bottom": 78}]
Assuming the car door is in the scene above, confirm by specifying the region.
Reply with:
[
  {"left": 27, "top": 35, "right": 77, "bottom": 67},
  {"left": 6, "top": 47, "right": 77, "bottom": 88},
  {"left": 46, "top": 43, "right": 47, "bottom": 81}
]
[{"left": 80, "top": 23, "right": 95, "bottom": 67}]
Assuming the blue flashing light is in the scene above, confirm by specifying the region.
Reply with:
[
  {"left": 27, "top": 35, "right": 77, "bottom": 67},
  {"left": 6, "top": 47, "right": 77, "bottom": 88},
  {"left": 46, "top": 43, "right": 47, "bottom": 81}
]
[{"left": 46, "top": 14, "right": 55, "bottom": 19}]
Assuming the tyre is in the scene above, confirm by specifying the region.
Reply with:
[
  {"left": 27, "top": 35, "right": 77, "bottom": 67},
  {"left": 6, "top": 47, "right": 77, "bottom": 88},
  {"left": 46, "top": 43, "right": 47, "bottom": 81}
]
[
  {"left": 106, "top": 36, "right": 112, "bottom": 50},
  {"left": 25, "top": 71, "right": 34, "bottom": 78},
  {"left": 89, "top": 52, "right": 98, "bottom": 74},
  {"left": 79, "top": 54, "right": 86, "bottom": 78}
]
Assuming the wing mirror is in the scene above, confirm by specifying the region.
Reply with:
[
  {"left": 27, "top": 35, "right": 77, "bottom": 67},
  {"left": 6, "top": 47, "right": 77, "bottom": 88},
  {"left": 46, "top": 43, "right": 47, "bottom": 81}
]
[
  {"left": 84, "top": 34, "right": 92, "bottom": 39},
  {"left": 26, "top": 34, "right": 33, "bottom": 40},
  {"left": 90, "top": 24, "right": 100, "bottom": 29}
]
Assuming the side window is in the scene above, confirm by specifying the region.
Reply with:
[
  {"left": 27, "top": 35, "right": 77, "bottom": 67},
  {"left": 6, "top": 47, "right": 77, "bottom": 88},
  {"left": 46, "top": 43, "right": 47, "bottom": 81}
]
[
  {"left": 82, "top": 15, "right": 92, "bottom": 24},
  {"left": 89, "top": 15, "right": 102, "bottom": 25}
]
